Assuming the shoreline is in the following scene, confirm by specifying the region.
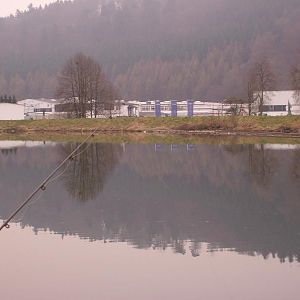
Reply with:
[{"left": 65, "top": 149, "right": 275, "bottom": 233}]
[
  {"left": 1, "top": 132, "right": 300, "bottom": 147},
  {"left": 0, "top": 116, "right": 299, "bottom": 140},
  {"left": 2, "top": 128, "right": 300, "bottom": 139}
]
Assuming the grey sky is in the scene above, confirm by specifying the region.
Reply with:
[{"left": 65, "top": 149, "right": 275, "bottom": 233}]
[{"left": 0, "top": 1, "right": 58, "bottom": 17}]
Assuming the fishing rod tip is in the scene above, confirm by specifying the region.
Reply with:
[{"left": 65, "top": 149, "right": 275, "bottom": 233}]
[{"left": 0, "top": 222, "right": 10, "bottom": 231}]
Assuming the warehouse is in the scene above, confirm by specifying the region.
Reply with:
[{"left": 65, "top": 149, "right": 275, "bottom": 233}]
[
  {"left": 0, "top": 103, "right": 24, "bottom": 120},
  {"left": 253, "top": 91, "right": 300, "bottom": 116}
]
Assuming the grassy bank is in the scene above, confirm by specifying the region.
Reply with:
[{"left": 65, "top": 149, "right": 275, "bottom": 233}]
[{"left": 0, "top": 116, "right": 300, "bottom": 137}]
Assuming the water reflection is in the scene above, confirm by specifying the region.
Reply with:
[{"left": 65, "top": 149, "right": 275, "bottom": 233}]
[
  {"left": 248, "top": 144, "right": 278, "bottom": 186},
  {"left": 1, "top": 148, "right": 17, "bottom": 155},
  {"left": 60, "top": 143, "right": 123, "bottom": 201},
  {"left": 0, "top": 142, "right": 300, "bottom": 263},
  {"left": 292, "top": 149, "right": 300, "bottom": 179}
]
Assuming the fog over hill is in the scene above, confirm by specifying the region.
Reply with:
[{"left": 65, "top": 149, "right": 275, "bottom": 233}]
[{"left": 0, "top": 0, "right": 300, "bottom": 100}]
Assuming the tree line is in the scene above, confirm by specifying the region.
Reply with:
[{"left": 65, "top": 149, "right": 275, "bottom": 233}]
[
  {"left": 1, "top": 0, "right": 300, "bottom": 100},
  {"left": 0, "top": 95, "right": 17, "bottom": 103}
]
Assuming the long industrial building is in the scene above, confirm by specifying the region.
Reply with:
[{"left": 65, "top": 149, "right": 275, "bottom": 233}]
[
  {"left": 119, "top": 91, "right": 300, "bottom": 117},
  {"left": 119, "top": 100, "right": 248, "bottom": 117},
  {"left": 2, "top": 90, "right": 299, "bottom": 120}
]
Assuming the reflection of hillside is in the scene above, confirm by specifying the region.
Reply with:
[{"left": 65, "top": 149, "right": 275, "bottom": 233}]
[
  {"left": 121, "top": 144, "right": 246, "bottom": 189},
  {"left": 120, "top": 144, "right": 299, "bottom": 210},
  {"left": 0, "top": 142, "right": 299, "bottom": 263}
]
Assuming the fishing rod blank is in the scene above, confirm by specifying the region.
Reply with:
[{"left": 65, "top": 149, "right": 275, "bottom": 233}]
[{"left": 0, "top": 132, "right": 96, "bottom": 231}]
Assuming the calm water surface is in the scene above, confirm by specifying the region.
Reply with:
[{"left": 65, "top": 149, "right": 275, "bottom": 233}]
[{"left": 0, "top": 140, "right": 300, "bottom": 300}]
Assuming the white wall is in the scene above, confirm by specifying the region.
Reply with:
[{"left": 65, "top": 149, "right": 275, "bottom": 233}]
[
  {"left": 17, "top": 99, "right": 57, "bottom": 116},
  {"left": 0, "top": 103, "right": 24, "bottom": 120},
  {"left": 253, "top": 91, "right": 300, "bottom": 116}
]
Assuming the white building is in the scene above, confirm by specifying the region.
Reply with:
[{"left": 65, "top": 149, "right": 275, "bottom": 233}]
[
  {"left": 17, "top": 98, "right": 62, "bottom": 119},
  {"left": 118, "top": 92, "right": 300, "bottom": 118},
  {"left": 0, "top": 103, "right": 24, "bottom": 120},
  {"left": 253, "top": 91, "right": 300, "bottom": 116},
  {"left": 117, "top": 100, "right": 248, "bottom": 117}
]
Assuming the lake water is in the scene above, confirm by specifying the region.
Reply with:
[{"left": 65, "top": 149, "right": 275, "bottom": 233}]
[{"left": 0, "top": 140, "right": 300, "bottom": 300}]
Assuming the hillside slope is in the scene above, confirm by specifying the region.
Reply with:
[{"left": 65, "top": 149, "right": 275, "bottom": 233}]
[{"left": 0, "top": 0, "right": 300, "bottom": 100}]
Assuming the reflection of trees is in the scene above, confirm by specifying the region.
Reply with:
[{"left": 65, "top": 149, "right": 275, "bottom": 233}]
[
  {"left": 61, "top": 143, "right": 122, "bottom": 201},
  {"left": 4, "top": 142, "right": 300, "bottom": 262},
  {"left": 190, "top": 241, "right": 201, "bottom": 257},
  {"left": 291, "top": 150, "right": 300, "bottom": 179},
  {"left": 248, "top": 144, "right": 278, "bottom": 186},
  {"left": 223, "top": 144, "right": 245, "bottom": 155},
  {"left": 1, "top": 148, "right": 17, "bottom": 155}
]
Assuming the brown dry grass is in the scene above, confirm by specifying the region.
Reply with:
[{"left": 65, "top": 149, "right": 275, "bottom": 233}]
[{"left": 0, "top": 116, "right": 299, "bottom": 135}]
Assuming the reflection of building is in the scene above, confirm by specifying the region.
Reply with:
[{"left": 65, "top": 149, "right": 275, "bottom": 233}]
[
  {"left": 256, "top": 144, "right": 300, "bottom": 151},
  {"left": 0, "top": 141, "right": 51, "bottom": 150},
  {"left": 0, "top": 141, "right": 51, "bottom": 155},
  {"left": 0, "top": 103, "right": 24, "bottom": 120},
  {"left": 0, "top": 141, "right": 27, "bottom": 149},
  {"left": 253, "top": 91, "right": 300, "bottom": 116},
  {"left": 1, "top": 142, "right": 300, "bottom": 262}
]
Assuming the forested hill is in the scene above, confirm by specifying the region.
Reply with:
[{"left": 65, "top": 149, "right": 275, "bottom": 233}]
[{"left": 0, "top": 0, "right": 300, "bottom": 100}]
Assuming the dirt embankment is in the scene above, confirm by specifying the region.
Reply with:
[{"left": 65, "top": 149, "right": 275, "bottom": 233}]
[{"left": 0, "top": 116, "right": 300, "bottom": 138}]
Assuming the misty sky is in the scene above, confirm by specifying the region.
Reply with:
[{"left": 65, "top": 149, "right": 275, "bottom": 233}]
[{"left": 0, "top": 0, "right": 58, "bottom": 17}]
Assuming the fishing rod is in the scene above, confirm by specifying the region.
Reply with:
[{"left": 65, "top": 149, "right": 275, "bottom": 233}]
[{"left": 0, "top": 130, "right": 97, "bottom": 231}]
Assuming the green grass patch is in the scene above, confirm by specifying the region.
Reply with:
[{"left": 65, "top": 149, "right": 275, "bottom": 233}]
[{"left": 0, "top": 116, "right": 299, "bottom": 135}]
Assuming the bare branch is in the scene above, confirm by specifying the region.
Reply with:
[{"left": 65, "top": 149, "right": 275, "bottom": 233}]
[{"left": 56, "top": 53, "right": 116, "bottom": 118}]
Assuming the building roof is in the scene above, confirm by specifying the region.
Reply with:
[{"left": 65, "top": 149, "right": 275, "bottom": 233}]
[
  {"left": 263, "top": 91, "right": 299, "bottom": 105},
  {"left": 18, "top": 98, "right": 62, "bottom": 105},
  {"left": 0, "top": 102, "right": 24, "bottom": 107}
]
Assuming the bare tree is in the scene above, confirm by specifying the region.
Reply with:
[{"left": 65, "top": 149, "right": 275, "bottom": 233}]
[
  {"left": 246, "top": 80, "right": 258, "bottom": 116},
  {"left": 224, "top": 97, "right": 246, "bottom": 116},
  {"left": 291, "top": 66, "right": 300, "bottom": 102},
  {"left": 250, "top": 60, "right": 276, "bottom": 116},
  {"left": 56, "top": 53, "right": 116, "bottom": 118},
  {"left": 94, "top": 80, "right": 119, "bottom": 118}
]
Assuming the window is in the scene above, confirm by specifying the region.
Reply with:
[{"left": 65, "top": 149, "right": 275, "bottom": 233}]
[
  {"left": 263, "top": 105, "right": 286, "bottom": 112},
  {"left": 274, "top": 105, "right": 287, "bottom": 112},
  {"left": 141, "top": 105, "right": 155, "bottom": 112},
  {"left": 161, "top": 105, "right": 170, "bottom": 111},
  {"left": 177, "top": 105, "right": 186, "bottom": 111},
  {"left": 34, "top": 108, "right": 52, "bottom": 113}
]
